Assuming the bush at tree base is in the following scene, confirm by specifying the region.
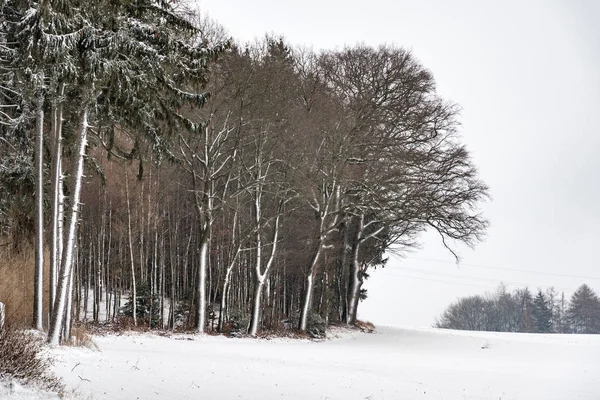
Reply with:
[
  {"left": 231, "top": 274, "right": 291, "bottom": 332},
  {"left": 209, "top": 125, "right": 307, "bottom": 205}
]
[
  {"left": 0, "top": 325, "right": 62, "bottom": 392},
  {"left": 120, "top": 283, "right": 161, "bottom": 328}
]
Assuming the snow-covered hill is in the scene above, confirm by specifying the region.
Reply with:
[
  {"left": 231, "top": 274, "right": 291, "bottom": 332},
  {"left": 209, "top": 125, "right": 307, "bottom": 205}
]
[{"left": 50, "top": 327, "right": 600, "bottom": 399}]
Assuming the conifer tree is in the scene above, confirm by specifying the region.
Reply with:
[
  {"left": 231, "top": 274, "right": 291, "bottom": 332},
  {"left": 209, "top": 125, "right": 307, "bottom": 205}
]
[
  {"left": 567, "top": 284, "right": 600, "bottom": 334},
  {"left": 532, "top": 290, "right": 552, "bottom": 333}
]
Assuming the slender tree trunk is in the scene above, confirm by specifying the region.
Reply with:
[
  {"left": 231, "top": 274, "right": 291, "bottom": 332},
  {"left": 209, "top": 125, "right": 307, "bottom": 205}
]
[
  {"left": 125, "top": 172, "right": 137, "bottom": 326},
  {"left": 0, "top": 302, "right": 5, "bottom": 330},
  {"left": 299, "top": 242, "right": 323, "bottom": 331},
  {"left": 34, "top": 94, "right": 45, "bottom": 331},
  {"left": 218, "top": 268, "right": 232, "bottom": 332},
  {"left": 248, "top": 192, "right": 262, "bottom": 336},
  {"left": 218, "top": 240, "right": 241, "bottom": 332},
  {"left": 347, "top": 240, "right": 362, "bottom": 325},
  {"left": 323, "top": 268, "right": 330, "bottom": 325},
  {"left": 49, "top": 88, "right": 64, "bottom": 319},
  {"left": 48, "top": 105, "right": 89, "bottom": 345},
  {"left": 62, "top": 256, "right": 75, "bottom": 341},
  {"left": 196, "top": 231, "right": 209, "bottom": 333},
  {"left": 249, "top": 205, "right": 281, "bottom": 337},
  {"left": 340, "top": 216, "right": 351, "bottom": 323}
]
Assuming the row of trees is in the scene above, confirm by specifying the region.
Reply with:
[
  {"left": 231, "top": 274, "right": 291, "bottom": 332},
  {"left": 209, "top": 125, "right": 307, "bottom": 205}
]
[
  {"left": 435, "top": 284, "right": 600, "bottom": 334},
  {"left": 0, "top": 0, "right": 224, "bottom": 344},
  {"left": 0, "top": 1, "right": 489, "bottom": 343}
]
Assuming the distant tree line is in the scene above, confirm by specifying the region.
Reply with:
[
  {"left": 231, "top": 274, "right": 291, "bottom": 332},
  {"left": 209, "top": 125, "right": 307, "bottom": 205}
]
[
  {"left": 435, "top": 284, "right": 600, "bottom": 334},
  {"left": 0, "top": 1, "right": 489, "bottom": 343}
]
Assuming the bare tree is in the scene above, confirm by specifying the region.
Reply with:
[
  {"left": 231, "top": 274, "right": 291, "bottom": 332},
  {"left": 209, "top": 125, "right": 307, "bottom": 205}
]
[{"left": 319, "top": 45, "right": 489, "bottom": 324}]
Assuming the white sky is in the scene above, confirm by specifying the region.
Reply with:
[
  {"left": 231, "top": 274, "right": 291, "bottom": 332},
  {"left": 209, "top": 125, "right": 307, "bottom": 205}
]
[{"left": 197, "top": 0, "right": 600, "bottom": 327}]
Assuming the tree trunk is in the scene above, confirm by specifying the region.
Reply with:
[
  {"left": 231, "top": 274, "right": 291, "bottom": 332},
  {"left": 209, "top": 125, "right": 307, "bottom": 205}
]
[
  {"left": 218, "top": 268, "right": 232, "bottom": 332},
  {"left": 48, "top": 105, "right": 89, "bottom": 345},
  {"left": 0, "top": 302, "right": 5, "bottom": 330},
  {"left": 299, "top": 242, "right": 322, "bottom": 331},
  {"left": 347, "top": 240, "right": 362, "bottom": 325},
  {"left": 62, "top": 255, "right": 75, "bottom": 342},
  {"left": 49, "top": 89, "right": 64, "bottom": 319},
  {"left": 299, "top": 273, "right": 315, "bottom": 331},
  {"left": 33, "top": 94, "right": 44, "bottom": 331},
  {"left": 248, "top": 278, "right": 264, "bottom": 336},
  {"left": 125, "top": 172, "right": 137, "bottom": 326},
  {"left": 248, "top": 200, "right": 281, "bottom": 337},
  {"left": 196, "top": 231, "right": 209, "bottom": 333}
]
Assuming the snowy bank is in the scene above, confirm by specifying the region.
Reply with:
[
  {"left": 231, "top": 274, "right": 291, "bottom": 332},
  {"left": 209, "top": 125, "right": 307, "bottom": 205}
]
[{"left": 50, "top": 326, "right": 600, "bottom": 400}]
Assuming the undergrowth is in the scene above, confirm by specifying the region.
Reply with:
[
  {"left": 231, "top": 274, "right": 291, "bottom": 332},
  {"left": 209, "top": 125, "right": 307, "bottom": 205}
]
[{"left": 0, "top": 325, "right": 63, "bottom": 392}]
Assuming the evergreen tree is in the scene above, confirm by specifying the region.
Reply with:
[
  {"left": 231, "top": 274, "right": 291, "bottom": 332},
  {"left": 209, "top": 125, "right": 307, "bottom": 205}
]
[
  {"left": 516, "top": 288, "right": 535, "bottom": 333},
  {"left": 532, "top": 290, "right": 552, "bottom": 333},
  {"left": 554, "top": 292, "right": 569, "bottom": 333},
  {"left": 567, "top": 284, "right": 600, "bottom": 334},
  {"left": 121, "top": 283, "right": 161, "bottom": 328}
]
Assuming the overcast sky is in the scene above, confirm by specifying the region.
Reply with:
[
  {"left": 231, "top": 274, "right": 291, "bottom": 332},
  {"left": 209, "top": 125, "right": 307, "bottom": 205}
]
[{"left": 198, "top": 0, "right": 600, "bottom": 327}]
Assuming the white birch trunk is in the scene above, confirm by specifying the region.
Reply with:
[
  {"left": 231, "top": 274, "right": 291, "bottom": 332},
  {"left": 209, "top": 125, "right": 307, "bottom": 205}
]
[
  {"left": 248, "top": 193, "right": 262, "bottom": 336},
  {"left": 249, "top": 278, "right": 264, "bottom": 337},
  {"left": 62, "top": 265, "right": 74, "bottom": 342},
  {"left": 47, "top": 105, "right": 89, "bottom": 345},
  {"left": 34, "top": 94, "right": 44, "bottom": 331},
  {"left": 347, "top": 241, "right": 362, "bottom": 325},
  {"left": 50, "top": 89, "right": 64, "bottom": 317},
  {"left": 218, "top": 268, "right": 232, "bottom": 332},
  {"left": 218, "top": 247, "right": 241, "bottom": 332},
  {"left": 0, "top": 302, "right": 5, "bottom": 329},
  {"left": 249, "top": 213, "right": 280, "bottom": 337},
  {"left": 299, "top": 184, "right": 340, "bottom": 331},
  {"left": 299, "top": 273, "right": 314, "bottom": 332},
  {"left": 196, "top": 233, "right": 209, "bottom": 333},
  {"left": 299, "top": 243, "right": 322, "bottom": 331},
  {"left": 125, "top": 173, "right": 137, "bottom": 326}
]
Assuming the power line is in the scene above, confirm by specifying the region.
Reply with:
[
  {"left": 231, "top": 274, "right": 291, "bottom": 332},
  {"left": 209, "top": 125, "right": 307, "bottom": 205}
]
[
  {"left": 375, "top": 270, "right": 576, "bottom": 292},
  {"left": 376, "top": 270, "right": 498, "bottom": 290},
  {"left": 397, "top": 256, "right": 600, "bottom": 281},
  {"left": 382, "top": 265, "right": 574, "bottom": 292}
]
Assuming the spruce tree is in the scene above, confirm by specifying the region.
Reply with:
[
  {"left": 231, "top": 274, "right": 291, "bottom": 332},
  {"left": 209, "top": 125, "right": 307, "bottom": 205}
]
[
  {"left": 567, "top": 284, "right": 600, "bottom": 334},
  {"left": 532, "top": 290, "right": 552, "bottom": 333}
]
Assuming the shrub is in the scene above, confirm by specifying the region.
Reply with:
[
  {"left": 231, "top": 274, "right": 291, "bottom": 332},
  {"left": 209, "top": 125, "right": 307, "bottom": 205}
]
[
  {"left": 224, "top": 309, "right": 251, "bottom": 335},
  {"left": 306, "top": 313, "right": 327, "bottom": 338},
  {"left": 0, "top": 325, "right": 63, "bottom": 392},
  {"left": 120, "top": 283, "right": 161, "bottom": 327}
]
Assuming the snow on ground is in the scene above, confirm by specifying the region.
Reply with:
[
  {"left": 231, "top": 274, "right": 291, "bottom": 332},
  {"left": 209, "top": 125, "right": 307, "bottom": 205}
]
[
  {"left": 0, "top": 380, "right": 60, "bottom": 400},
  {"left": 50, "top": 326, "right": 600, "bottom": 400}
]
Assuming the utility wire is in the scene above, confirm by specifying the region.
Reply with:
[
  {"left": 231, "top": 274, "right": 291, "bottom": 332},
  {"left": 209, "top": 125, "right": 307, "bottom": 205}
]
[
  {"left": 376, "top": 270, "right": 577, "bottom": 292},
  {"left": 396, "top": 256, "right": 600, "bottom": 281},
  {"left": 380, "top": 266, "right": 575, "bottom": 292},
  {"left": 375, "top": 270, "right": 500, "bottom": 290}
]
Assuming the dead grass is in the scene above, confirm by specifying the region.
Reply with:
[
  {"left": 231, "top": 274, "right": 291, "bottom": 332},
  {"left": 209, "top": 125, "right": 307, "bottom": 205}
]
[
  {"left": 355, "top": 320, "right": 376, "bottom": 333},
  {"left": 62, "top": 325, "right": 98, "bottom": 350},
  {"left": 0, "top": 242, "right": 51, "bottom": 328}
]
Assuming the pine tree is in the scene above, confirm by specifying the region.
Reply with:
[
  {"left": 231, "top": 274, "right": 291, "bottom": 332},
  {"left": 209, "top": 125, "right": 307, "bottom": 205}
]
[
  {"left": 516, "top": 288, "right": 535, "bottom": 333},
  {"left": 532, "top": 290, "right": 552, "bottom": 333},
  {"left": 567, "top": 284, "right": 600, "bottom": 334},
  {"left": 47, "top": 0, "right": 225, "bottom": 344}
]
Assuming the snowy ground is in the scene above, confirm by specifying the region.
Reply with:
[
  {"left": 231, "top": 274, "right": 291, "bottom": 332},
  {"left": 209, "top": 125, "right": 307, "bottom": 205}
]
[{"left": 48, "top": 326, "right": 600, "bottom": 400}]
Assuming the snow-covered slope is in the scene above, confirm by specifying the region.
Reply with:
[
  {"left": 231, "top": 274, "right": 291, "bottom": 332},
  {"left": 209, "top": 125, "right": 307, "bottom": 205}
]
[
  {"left": 51, "top": 327, "right": 600, "bottom": 400},
  {"left": 0, "top": 380, "right": 61, "bottom": 400}
]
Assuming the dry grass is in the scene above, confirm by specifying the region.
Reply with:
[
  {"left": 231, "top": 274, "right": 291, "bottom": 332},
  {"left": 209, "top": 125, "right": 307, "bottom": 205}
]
[
  {"left": 355, "top": 320, "right": 376, "bottom": 333},
  {"left": 0, "top": 243, "right": 50, "bottom": 328},
  {"left": 62, "top": 325, "right": 98, "bottom": 350}
]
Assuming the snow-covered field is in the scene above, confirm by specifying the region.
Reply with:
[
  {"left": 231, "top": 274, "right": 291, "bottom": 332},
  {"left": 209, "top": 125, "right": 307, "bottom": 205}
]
[{"left": 44, "top": 326, "right": 600, "bottom": 400}]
